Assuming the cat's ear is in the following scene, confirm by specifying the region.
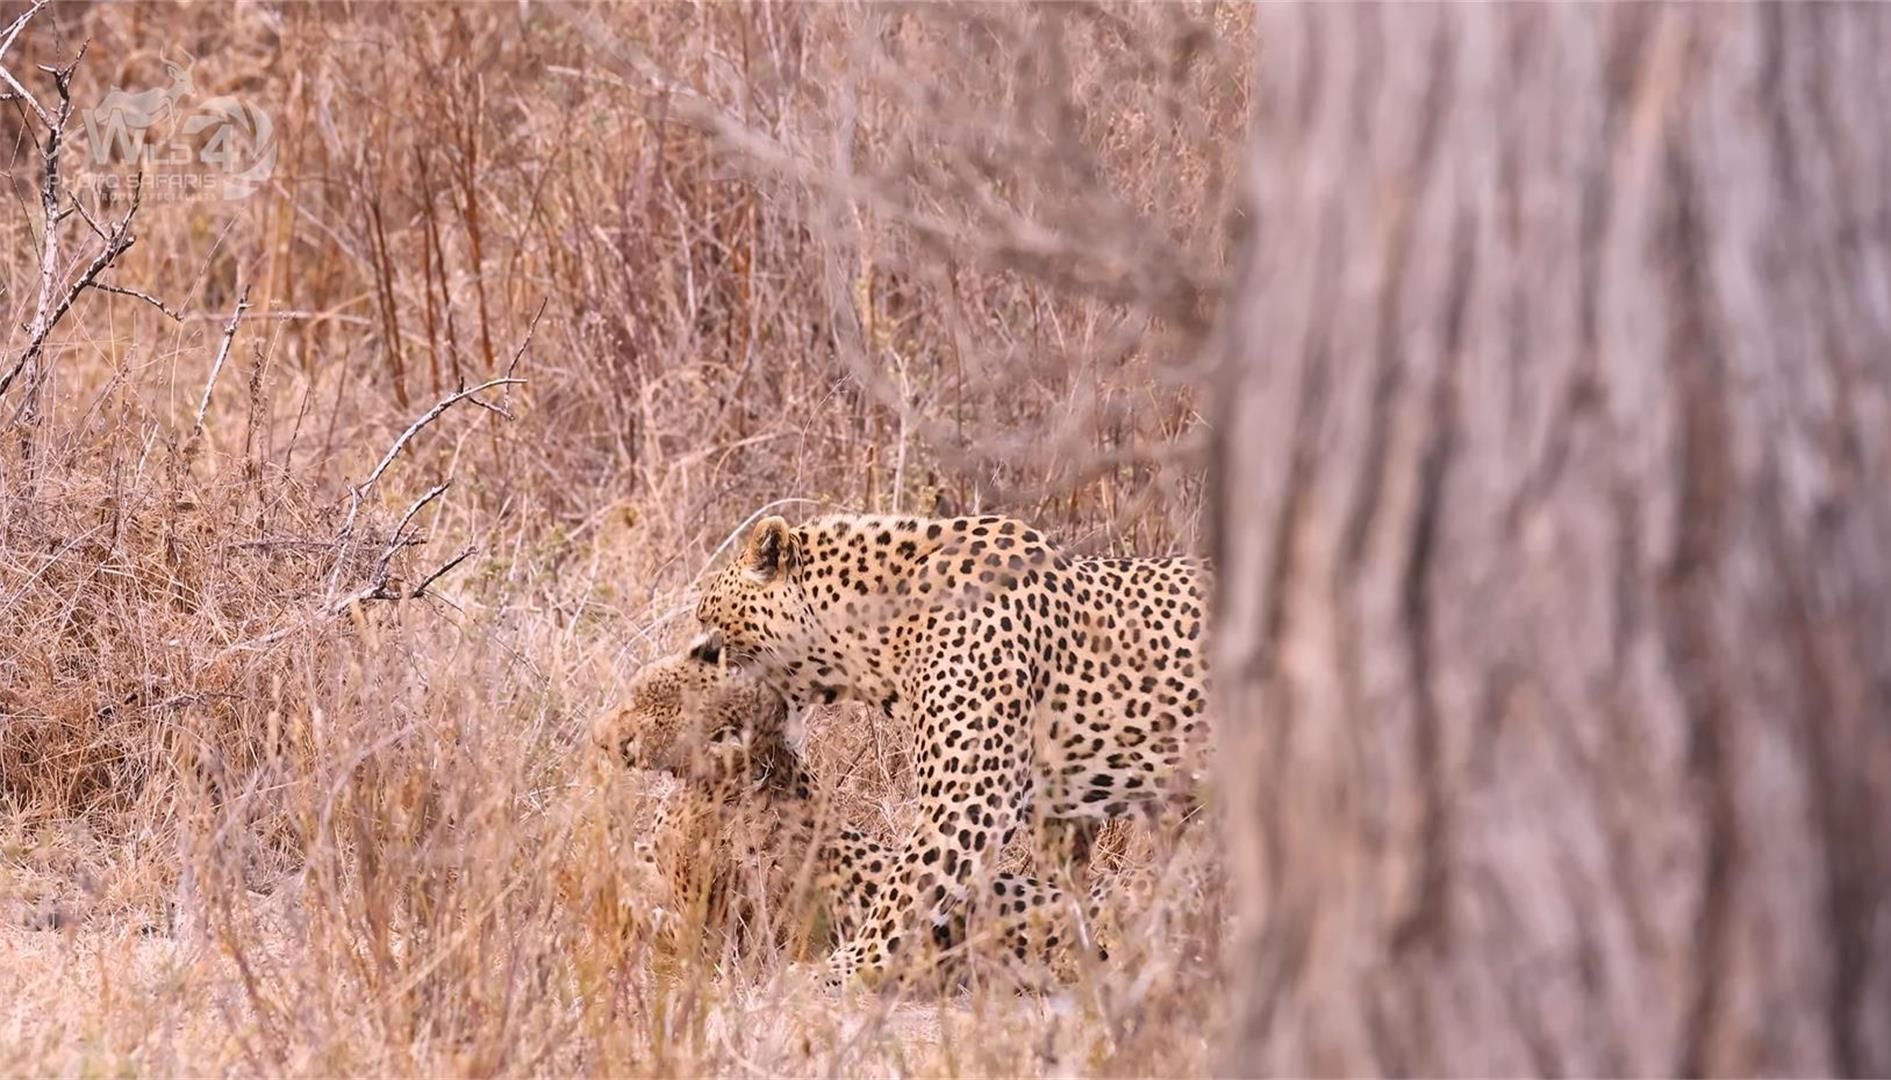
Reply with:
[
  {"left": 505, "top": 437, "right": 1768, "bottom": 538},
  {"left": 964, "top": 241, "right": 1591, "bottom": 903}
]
[{"left": 743, "top": 516, "right": 798, "bottom": 581}]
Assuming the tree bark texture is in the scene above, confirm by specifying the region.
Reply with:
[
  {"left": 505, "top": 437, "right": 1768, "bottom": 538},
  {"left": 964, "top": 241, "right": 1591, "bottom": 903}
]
[{"left": 1212, "top": 5, "right": 1891, "bottom": 1076}]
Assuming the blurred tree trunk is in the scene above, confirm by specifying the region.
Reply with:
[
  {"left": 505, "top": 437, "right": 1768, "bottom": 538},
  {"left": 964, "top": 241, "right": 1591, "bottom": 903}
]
[{"left": 1211, "top": 5, "right": 1891, "bottom": 1076}]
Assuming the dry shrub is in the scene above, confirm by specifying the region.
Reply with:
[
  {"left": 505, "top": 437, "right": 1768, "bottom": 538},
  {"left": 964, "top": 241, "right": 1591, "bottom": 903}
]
[
  {"left": 1, "top": 1, "right": 1245, "bottom": 1073},
  {"left": 0, "top": 373, "right": 383, "bottom": 916}
]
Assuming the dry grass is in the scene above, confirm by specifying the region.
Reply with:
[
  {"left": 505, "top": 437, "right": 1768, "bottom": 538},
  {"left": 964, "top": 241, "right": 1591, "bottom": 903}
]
[{"left": 1, "top": 2, "right": 1246, "bottom": 1074}]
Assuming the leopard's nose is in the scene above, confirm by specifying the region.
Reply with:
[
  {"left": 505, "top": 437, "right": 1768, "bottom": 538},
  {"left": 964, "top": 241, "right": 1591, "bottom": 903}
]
[{"left": 617, "top": 734, "right": 641, "bottom": 767}]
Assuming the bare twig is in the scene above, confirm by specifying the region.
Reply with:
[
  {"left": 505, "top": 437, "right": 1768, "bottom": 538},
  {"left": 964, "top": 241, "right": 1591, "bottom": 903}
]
[
  {"left": 463, "top": 394, "right": 514, "bottom": 422},
  {"left": 324, "top": 376, "right": 525, "bottom": 606},
  {"left": 0, "top": 2, "right": 50, "bottom": 64},
  {"left": 357, "top": 377, "right": 526, "bottom": 499},
  {"left": 501, "top": 298, "right": 546, "bottom": 416},
  {"left": 352, "top": 480, "right": 453, "bottom": 605},
  {"left": 0, "top": 2, "right": 54, "bottom": 125},
  {"left": 69, "top": 195, "right": 109, "bottom": 241},
  {"left": 188, "top": 286, "right": 253, "bottom": 447},
  {"left": 32, "top": 47, "right": 83, "bottom": 319},
  {"left": 1, "top": 183, "right": 138, "bottom": 407},
  {"left": 408, "top": 545, "right": 477, "bottom": 600},
  {"left": 333, "top": 541, "right": 473, "bottom": 611},
  {"left": 325, "top": 295, "right": 540, "bottom": 605},
  {"left": 97, "top": 283, "right": 185, "bottom": 322},
  {"left": 1, "top": 43, "right": 142, "bottom": 419},
  {"left": 389, "top": 481, "right": 452, "bottom": 546}
]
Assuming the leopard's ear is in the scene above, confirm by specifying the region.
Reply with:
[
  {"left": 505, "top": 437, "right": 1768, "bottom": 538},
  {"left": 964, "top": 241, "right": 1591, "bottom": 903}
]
[
  {"left": 688, "top": 629, "right": 724, "bottom": 667},
  {"left": 743, "top": 516, "right": 798, "bottom": 581}
]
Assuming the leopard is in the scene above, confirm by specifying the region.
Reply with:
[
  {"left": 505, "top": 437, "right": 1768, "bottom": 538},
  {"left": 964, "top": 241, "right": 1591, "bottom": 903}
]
[
  {"left": 692, "top": 511, "right": 1210, "bottom": 986},
  {"left": 591, "top": 636, "right": 1114, "bottom": 987}
]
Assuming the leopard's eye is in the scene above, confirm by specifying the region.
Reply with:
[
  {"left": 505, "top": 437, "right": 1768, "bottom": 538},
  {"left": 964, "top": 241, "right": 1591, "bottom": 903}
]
[{"left": 688, "top": 629, "right": 724, "bottom": 667}]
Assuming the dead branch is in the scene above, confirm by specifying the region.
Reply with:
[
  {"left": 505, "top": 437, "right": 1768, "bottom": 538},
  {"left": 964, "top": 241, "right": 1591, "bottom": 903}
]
[
  {"left": 325, "top": 376, "right": 524, "bottom": 607},
  {"left": 0, "top": 38, "right": 144, "bottom": 421},
  {"left": 0, "top": 2, "right": 53, "bottom": 123},
  {"left": 0, "top": 2, "right": 49, "bottom": 59},
  {"left": 349, "top": 481, "right": 453, "bottom": 607},
  {"left": 356, "top": 376, "right": 526, "bottom": 500},
  {"left": 2, "top": 184, "right": 137, "bottom": 410},
  {"left": 500, "top": 298, "right": 546, "bottom": 416},
  {"left": 389, "top": 481, "right": 452, "bottom": 546},
  {"left": 322, "top": 293, "right": 540, "bottom": 609},
  {"left": 408, "top": 545, "right": 477, "bottom": 600},
  {"left": 95, "top": 284, "right": 184, "bottom": 322},
  {"left": 334, "top": 537, "right": 473, "bottom": 611},
  {"left": 187, "top": 286, "right": 254, "bottom": 451}
]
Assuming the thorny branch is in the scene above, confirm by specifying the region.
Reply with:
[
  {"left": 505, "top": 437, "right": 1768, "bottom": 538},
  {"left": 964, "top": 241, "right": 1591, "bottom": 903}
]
[
  {"left": 186, "top": 286, "right": 254, "bottom": 452},
  {"left": 407, "top": 545, "right": 477, "bottom": 601},
  {"left": 1, "top": 24, "right": 170, "bottom": 424},
  {"left": 0, "top": 2, "right": 54, "bottom": 122},
  {"left": 95, "top": 283, "right": 185, "bottom": 322},
  {"left": 325, "top": 373, "right": 527, "bottom": 609},
  {"left": 335, "top": 482, "right": 452, "bottom": 609},
  {"left": 323, "top": 288, "right": 538, "bottom": 609}
]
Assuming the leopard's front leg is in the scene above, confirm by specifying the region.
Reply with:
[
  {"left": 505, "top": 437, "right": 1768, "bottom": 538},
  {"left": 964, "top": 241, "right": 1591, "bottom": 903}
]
[{"left": 827, "top": 665, "right": 1033, "bottom": 988}]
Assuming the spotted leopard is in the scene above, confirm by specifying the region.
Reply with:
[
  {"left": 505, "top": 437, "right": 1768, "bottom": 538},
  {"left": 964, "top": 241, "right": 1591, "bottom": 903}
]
[
  {"left": 693, "top": 512, "right": 1209, "bottom": 985},
  {"left": 593, "top": 637, "right": 1112, "bottom": 986}
]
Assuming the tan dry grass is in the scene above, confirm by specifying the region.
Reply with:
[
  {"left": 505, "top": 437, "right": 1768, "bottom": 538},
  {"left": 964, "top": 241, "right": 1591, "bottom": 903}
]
[{"left": 1, "top": 2, "right": 1244, "bottom": 1074}]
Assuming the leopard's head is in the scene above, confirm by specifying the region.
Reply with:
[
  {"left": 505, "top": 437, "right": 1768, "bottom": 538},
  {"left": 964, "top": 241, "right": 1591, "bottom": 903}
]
[
  {"left": 592, "top": 632, "right": 789, "bottom": 788},
  {"left": 693, "top": 515, "right": 824, "bottom": 689}
]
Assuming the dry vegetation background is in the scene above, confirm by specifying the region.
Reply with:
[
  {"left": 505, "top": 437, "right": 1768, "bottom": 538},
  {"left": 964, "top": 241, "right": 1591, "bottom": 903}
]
[{"left": 1, "top": 2, "right": 1249, "bottom": 1074}]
